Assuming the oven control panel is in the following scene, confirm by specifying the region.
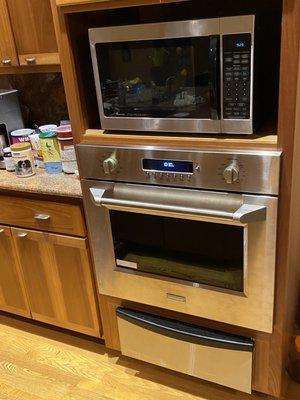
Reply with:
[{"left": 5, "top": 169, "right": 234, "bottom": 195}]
[
  {"left": 77, "top": 145, "right": 281, "bottom": 196},
  {"left": 223, "top": 33, "right": 252, "bottom": 120}
]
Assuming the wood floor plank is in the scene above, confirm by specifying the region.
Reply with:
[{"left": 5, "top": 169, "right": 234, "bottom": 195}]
[{"left": 0, "top": 313, "right": 299, "bottom": 400}]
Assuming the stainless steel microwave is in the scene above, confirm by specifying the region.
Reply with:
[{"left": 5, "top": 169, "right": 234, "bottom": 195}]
[{"left": 89, "top": 15, "right": 255, "bottom": 135}]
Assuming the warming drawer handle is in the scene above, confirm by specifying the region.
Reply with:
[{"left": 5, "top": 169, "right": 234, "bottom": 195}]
[
  {"left": 89, "top": 187, "right": 266, "bottom": 223},
  {"left": 117, "top": 307, "right": 254, "bottom": 352}
]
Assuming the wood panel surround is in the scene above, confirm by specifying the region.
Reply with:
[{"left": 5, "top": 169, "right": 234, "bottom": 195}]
[{"left": 50, "top": 0, "right": 300, "bottom": 397}]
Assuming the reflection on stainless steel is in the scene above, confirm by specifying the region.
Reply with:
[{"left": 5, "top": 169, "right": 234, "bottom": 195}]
[
  {"left": 89, "top": 16, "right": 255, "bottom": 134},
  {"left": 79, "top": 144, "right": 280, "bottom": 333}
]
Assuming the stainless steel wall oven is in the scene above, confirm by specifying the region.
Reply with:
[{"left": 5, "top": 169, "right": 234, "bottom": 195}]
[
  {"left": 89, "top": 15, "right": 263, "bottom": 134},
  {"left": 78, "top": 145, "right": 280, "bottom": 334}
]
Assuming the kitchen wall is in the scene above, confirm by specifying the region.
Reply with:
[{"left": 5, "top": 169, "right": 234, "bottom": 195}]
[{"left": 0, "top": 73, "right": 68, "bottom": 128}]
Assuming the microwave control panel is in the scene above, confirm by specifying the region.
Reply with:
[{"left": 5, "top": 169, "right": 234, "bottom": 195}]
[{"left": 222, "top": 33, "right": 252, "bottom": 120}]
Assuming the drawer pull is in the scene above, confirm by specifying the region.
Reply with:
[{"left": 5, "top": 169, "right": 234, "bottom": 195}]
[
  {"left": 0, "top": 229, "right": 4, "bottom": 233},
  {"left": 2, "top": 59, "right": 11, "bottom": 65},
  {"left": 25, "top": 57, "right": 36, "bottom": 64},
  {"left": 17, "top": 232, "right": 27, "bottom": 238},
  {"left": 34, "top": 213, "right": 51, "bottom": 221}
]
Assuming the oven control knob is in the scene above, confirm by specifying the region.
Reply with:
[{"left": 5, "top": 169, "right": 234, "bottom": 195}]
[
  {"left": 103, "top": 155, "right": 118, "bottom": 174},
  {"left": 223, "top": 162, "right": 239, "bottom": 184}
]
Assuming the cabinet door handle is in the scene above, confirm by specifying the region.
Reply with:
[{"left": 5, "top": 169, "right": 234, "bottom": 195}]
[
  {"left": 17, "top": 232, "right": 27, "bottom": 238},
  {"left": 25, "top": 57, "right": 36, "bottom": 64},
  {"left": 34, "top": 213, "right": 51, "bottom": 221},
  {"left": 1, "top": 59, "right": 11, "bottom": 65},
  {"left": 0, "top": 229, "right": 4, "bottom": 233}
]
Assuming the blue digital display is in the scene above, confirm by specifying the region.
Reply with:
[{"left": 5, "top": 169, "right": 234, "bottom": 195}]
[
  {"left": 236, "top": 41, "right": 246, "bottom": 48},
  {"left": 143, "top": 159, "right": 193, "bottom": 173}
]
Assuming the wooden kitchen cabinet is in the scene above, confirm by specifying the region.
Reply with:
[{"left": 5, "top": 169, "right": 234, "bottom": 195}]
[
  {"left": 6, "top": 0, "right": 60, "bottom": 66},
  {"left": 0, "top": 226, "right": 31, "bottom": 318},
  {"left": 0, "top": 0, "right": 19, "bottom": 67},
  {"left": 12, "top": 228, "right": 101, "bottom": 337}
]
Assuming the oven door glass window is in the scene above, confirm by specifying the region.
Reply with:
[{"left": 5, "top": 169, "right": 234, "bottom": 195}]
[
  {"left": 110, "top": 211, "right": 244, "bottom": 292},
  {"left": 96, "top": 36, "right": 219, "bottom": 120}
]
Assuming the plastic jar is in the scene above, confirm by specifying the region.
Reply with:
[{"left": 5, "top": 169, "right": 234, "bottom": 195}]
[
  {"left": 10, "top": 128, "right": 34, "bottom": 144},
  {"left": 29, "top": 133, "right": 44, "bottom": 168},
  {"left": 56, "top": 125, "right": 78, "bottom": 174},
  {"left": 39, "top": 130, "right": 62, "bottom": 174},
  {"left": 11, "top": 142, "right": 35, "bottom": 177},
  {"left": 3, "top": 147, "right": 15, "bottom": 172}
]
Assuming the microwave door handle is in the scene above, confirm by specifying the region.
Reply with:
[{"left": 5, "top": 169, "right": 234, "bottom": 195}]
[
  {"left": 89, "top": 188, "right": 266, "bottom": 223},
  {"left": 208, "top": 35, "right": 220, "bottom": 120}
]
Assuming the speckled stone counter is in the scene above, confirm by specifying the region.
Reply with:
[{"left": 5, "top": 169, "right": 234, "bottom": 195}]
[{"left": 0, "top": 169, "right": 82, "bottom": 198}]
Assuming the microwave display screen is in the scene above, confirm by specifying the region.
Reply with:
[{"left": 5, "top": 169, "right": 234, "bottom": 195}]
[
  {"left": 96, "top": 36, "right": 219, "bottom": 120},
  {"left": 142, "top": 159, "right": 193, "bottom": 173}
]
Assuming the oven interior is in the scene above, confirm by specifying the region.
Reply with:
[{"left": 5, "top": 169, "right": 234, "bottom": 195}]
[{"left": 110, "top": 210, "right": 244, "bottom": 292}]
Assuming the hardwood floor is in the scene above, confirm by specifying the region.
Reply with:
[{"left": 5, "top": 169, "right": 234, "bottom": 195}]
[{"left": 0, "top": 313, "right": 299, "bottom": 400}]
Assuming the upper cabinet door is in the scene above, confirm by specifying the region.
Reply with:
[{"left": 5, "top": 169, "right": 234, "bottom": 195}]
[
  {"left": 0, "top": 0, "right": 19, "bottom": 67},
  {"left": 7, "top": 0, "right": 60, "bottom": 66}
]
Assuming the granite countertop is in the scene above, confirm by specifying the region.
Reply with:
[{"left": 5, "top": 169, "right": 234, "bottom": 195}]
[{"left": 0, "top": 169, "right": 82, "bottom": 198}]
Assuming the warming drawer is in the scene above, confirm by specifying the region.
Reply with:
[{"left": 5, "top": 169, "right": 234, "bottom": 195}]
[{"left": 117, "top": 307, "right": 254, "bottom": 394}]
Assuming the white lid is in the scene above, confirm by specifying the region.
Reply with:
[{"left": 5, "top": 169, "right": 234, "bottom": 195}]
[
  {"left": 3, "top": 147, "right": 11, "bottom": 152},
  {"left": 11, "top": 128, "right": 34, "bottom": 137}
]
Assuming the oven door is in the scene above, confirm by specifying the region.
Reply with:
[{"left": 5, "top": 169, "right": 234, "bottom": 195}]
[{"left": 82, "top": 180, "right": 278, "bottom": 333}]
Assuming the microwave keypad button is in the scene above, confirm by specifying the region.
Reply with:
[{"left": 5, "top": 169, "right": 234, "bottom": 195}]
[
  {"left": 233, "top": 60, "right": 241, "bottom": 64},
  {"left": 233, "top": 54, "right": 241, "bottom": 59},
  {"left": 241, "top": 59, "right": 249, "bottom": 64},
  {"left": 241, "top": 53, "right": 250, "bottom": 59},
  {"left": 225, "top": 57, "right": 233, "bottom": 62}
]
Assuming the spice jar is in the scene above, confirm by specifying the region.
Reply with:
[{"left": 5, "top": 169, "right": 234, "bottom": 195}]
[
  {"left": 11, "top": 142, "right": 35, "bottom": 178},
  {"left": 56, "top": 125, "right": 78, "bottom": 174},
  {"left": 39, "top": 130, "right": 62, "bottom": 174},
  {"left": 3, "top": 147, "right": 15, "bottom": 172},
  {"left": 288, "top": 335, "right": 300, "bottom": 383}
]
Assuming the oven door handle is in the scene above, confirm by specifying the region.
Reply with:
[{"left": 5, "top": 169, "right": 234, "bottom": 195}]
[{"left": 89, "top": 187, "right": 266, "bottom": 223}]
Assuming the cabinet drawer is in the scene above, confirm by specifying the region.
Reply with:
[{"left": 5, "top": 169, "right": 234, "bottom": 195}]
[
  {"left": 0, "top": 196, "right": 86, "bottom": 236},
  {"left": 19, "top": 52, "right": 60, "bottom": 66},
  {"left": 117, "top": 308, "right": 253, "bottom": 394}
]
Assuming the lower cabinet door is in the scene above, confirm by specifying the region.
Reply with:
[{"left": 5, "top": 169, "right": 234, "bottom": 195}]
[
  {"left": 12, "top": 228, "right": 101, "bottom": 337},
  {"left": 0, "top": 226, "right": 30, "bottom": 317}
]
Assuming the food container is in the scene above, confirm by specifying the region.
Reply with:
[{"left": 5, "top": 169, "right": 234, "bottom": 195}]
[
  {"left": 39, "top": 124, "right": 57, "bottom": 133},
  {"left": 30, "top": 133, "right": 44, "bottom": 168},
  {"left": 39, "top": 131, "right": 62, "bottom": 174},
  {"left": 56, "top": 125, "right": 78, "bottom": 174},
  {"left": 10, "top": 128, "right": 34, "bottom": 144},
  {"left": 11, "top": 142, "right": 35, "bottom": 177},
  {"left": 3, "top": 147, "right": 15, "bottom": 172}
]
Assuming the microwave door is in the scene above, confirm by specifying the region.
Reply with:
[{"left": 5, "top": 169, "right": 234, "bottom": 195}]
[{"left": 89, "top": 19, "right": 222, "bottom": 134}]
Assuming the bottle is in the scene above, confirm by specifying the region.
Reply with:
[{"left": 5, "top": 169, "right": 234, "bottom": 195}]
[
  {"left": 39, "top": 130, "right": 62, "bottom": 174},
  {"left": 3, "top": 147, "right": 15, "bottom": 172},
  {"left": 11, "top": 142, "right": 36, "bottom": 178},
  {"left": 56, "top": 125, "right": 78, "bottom": 174}
]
